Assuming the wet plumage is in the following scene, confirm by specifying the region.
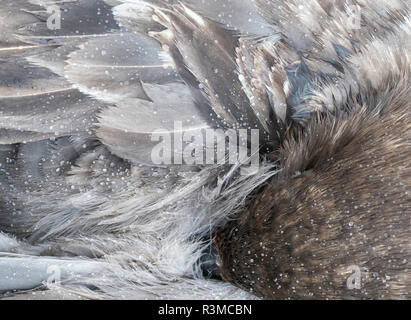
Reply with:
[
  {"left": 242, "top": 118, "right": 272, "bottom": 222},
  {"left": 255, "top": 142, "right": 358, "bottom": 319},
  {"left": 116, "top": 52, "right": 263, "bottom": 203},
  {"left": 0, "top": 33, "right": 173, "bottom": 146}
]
[{"left": 0, "top": 0, "right": 410, "bottom": 299}]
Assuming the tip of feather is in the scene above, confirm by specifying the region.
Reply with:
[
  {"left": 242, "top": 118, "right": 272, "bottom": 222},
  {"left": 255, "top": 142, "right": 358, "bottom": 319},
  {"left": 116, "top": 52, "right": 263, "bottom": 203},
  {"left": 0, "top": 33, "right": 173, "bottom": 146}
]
[{"left": 179, "top": 3, "right": 206, "bottom": 27}]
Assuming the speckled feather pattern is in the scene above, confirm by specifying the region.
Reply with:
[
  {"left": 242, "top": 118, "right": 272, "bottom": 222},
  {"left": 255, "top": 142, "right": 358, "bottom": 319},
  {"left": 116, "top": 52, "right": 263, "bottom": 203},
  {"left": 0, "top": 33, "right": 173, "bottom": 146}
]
[{"left": 0, "top": 0, "right": 410, "bottom": 299}]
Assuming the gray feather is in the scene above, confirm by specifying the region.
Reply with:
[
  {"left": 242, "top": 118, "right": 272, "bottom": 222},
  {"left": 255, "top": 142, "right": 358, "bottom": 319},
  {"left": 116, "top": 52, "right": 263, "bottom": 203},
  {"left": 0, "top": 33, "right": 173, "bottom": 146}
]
[
  {"left": 96, "top": 82, "right": 212, "bottom": 165},
  {"left": 0, "top": 253, "right": 106, "bottom": 293},
  {"left": 0, "top": 86, "right": 101, "bottom": 144},
  {"left": 0, "top": 0, "right": 409, "bottom": 300},
  {"left": 64, "top": 33, "right": 180, "bottom": 103}
]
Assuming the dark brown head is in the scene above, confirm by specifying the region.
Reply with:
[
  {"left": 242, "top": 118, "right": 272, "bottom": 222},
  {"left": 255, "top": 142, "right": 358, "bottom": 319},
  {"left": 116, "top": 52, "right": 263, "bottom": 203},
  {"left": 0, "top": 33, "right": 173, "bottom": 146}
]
[{"left": 214, "top": 100, "right": 411, "bottom": 299}]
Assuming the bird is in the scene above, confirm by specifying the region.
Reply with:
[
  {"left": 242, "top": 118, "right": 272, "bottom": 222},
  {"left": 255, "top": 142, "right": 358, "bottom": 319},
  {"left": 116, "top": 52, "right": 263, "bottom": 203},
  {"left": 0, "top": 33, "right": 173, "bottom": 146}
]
[{"left": 0, "top": 0, "right": 409, "bottom": 300}]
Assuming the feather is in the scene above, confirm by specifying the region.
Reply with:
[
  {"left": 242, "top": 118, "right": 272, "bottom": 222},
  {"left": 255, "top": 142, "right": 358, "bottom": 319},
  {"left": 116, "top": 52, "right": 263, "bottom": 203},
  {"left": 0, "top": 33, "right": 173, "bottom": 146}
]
[
  {"left": 64, "top": 33, "right": 180, "bottom": 103},
  {"left": 0, "top": 57, "right": 68, "bottom": 98},
  {"left": 0, "top": 0, "right": 41, "bottom": 48},
  {"left": 96, "top": 82, "right": 212, "bottom": 165},
  {"left": 180, "top": 0, "right": 276, "bottom": 36},
  {"left": 236, "top": 37, "right": 287, "bottom": 127},
  {"left": 254, "top": 0, "right": 410, "bottom": 53},
  {"left": 149, "top": 4, "right": 271, "bottom": 137},
  {"left": 0, "top": 0, "right": 409, "bottom": 300},
  {"left": 0, "top": 0, "right": 122, "bottom": 144},
  {"left": 0, "top": 253, "right": 106, "bottom": 293},
  {"left": 0, "top": 87, "right": 101, "bottom": 144},
  {"left": 121, "top": 0, "right": 276, "bottom": 36},
  {"left": 250, "top": 0, "right": 411, "bottom": 121},
  {"left": 309, "top": 16, "right": 411, "bottom": 114},
  {"left": 112, "top": 1, "right": 166, "bottom": 34},
  {"left": 18, "top": 0, "right": 119, "bottom": 38}
]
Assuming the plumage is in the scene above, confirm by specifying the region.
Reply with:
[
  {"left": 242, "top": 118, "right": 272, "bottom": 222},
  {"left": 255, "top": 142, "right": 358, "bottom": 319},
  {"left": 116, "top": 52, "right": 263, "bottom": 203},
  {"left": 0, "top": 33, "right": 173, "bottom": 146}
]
[
  {"left": 216, "top": 96, "right": 410, "bottom": 299},
  {"left": 64, "top": 33, "right": 180, "bottom": 102},
  {"left": 0, "top": 86, "right": 100, "bottom": 144},
  {"left": 0, "top": 0, "right": 409, "bottom": 300},
  {"left": 96, "top": 82, "right": 212, "bottom": 165}
]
